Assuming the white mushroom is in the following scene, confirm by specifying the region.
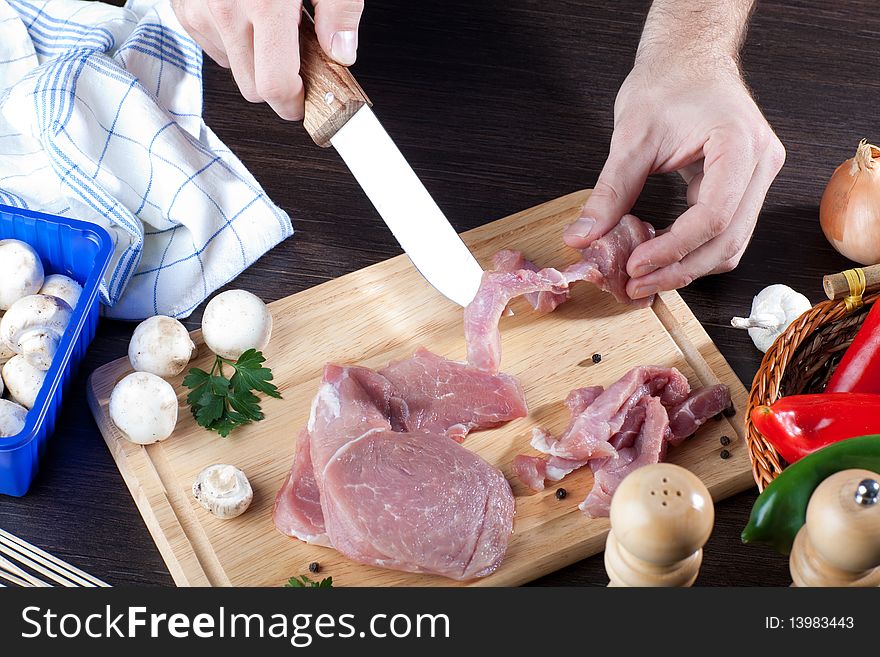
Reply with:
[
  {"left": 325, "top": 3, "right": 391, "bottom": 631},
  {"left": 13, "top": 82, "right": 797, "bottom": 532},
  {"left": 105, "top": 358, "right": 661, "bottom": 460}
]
[
  {"left": 192, "top": 464, "right": 253, "bottom": 519},
  {"left": 0, "top": 398, "right": 27, "bottom": 438},
  {"left": 201, "top": 290, "right": 273, "bottom": 360},
  {"left": 0, "top": 239, "right": 44, "bottom": 310},
  {"left": 128, "top": 316, "right": 196, "bottom": 378},
  {"left": 109, "top": 372, "right": 178, "bottom": 445},
  {"left": 731, "top": 284, "right": 812, "bottom": 352},
  {"left": 0, "top": 294, "right": 72, "bottom": 370},
  {"left": 1, "top": 355, "right": 46, "bottom": 409},
  {"left": 0, "top": 313, "right": 12, "bottom": 367},
  {"left": 39, "top": 274, "right": 82, "bottom": 309}
]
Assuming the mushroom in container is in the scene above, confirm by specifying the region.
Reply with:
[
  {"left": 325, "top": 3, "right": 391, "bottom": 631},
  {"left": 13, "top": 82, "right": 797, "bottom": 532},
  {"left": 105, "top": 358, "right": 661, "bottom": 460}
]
[
  {"left": 109, "top": 372, "right": 179, "bottom": 445},
  {"left": 2, "top": 355, "right": 46, "bottom": 409},
  {"left": 0, "top": 398, "right": 27, "bottom": 438},
  {"left": 0, "top": 294, "right": 72, "bottom": 370},
  {"left": 0, "top": 239, "right": 44, "bottom": 310},
  {"left": 39, "top": 274, "right": 82, "bottom": 310}
]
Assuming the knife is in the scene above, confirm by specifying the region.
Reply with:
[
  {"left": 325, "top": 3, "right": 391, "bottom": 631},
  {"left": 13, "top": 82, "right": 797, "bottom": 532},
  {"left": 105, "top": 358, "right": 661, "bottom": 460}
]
[{"left": 297, "top": 14, "right": 483, "bottom": 307}]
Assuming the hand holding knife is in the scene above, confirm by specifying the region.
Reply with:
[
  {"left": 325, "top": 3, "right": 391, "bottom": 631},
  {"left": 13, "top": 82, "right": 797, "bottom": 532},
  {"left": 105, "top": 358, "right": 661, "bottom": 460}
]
[{"left": 297, "top": 13, "right": 484, "bottom": 307}]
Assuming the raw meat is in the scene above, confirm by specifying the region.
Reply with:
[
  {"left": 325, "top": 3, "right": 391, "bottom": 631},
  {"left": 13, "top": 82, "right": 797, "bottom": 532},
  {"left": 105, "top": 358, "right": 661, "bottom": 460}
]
[
  {"left": 464, "top": 262, "right": 572, "bottom": 373},
  {"left": 308, "top": 363, "right": 515, "bottom": 579},
  {"left": 666, "top": 384, "right": 731, "bottom": 446},
  {"left": 380, "top": 347, "right": 528, "bottom": 442},
  {"left": 541, "top": 366, "right": 689, "bottom": 461},
  {"left": 492, "top": 250, "right": 570, "bottom": 313},
  {"left": 515, "top": 386, "right": 605, "bottom": 490},
  {"left": 512, "top": 366, "right": 730, "bottom": 518},
  {"left": 274, "top": 349, "right": 527, "bottom": 580},
  {"left": 272, "top": 430, "right": 329, "bottom": 546},
  {"left": 580, "top": 396, "right": 670, "bottom": 517},
  {"left": 465, "top": 215, "right": 655, "bottom": 373},
  {"left": 565, "top": 214, "right": 656, "bottom": 306}
]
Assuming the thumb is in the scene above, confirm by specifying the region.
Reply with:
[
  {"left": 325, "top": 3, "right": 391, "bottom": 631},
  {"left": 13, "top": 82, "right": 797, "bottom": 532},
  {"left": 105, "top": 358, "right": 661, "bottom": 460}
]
[
  {"left": 312, "top": 0, "right": 365, "bottom": 66},
  {"left": 564, "top": 138, "right": 652, "bottom": 248}
]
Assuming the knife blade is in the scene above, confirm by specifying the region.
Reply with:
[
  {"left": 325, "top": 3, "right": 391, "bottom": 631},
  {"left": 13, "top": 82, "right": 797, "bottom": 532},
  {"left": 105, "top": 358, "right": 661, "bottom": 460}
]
[{"left": 297, "top": 14, "right": 483, "bottom": 307}]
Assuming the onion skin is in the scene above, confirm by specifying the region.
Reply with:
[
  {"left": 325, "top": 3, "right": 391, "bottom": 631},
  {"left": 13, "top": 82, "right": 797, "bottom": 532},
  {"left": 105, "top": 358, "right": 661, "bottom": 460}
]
[{"left": 820, "top": 140, "right": 880, "bottom": 265}]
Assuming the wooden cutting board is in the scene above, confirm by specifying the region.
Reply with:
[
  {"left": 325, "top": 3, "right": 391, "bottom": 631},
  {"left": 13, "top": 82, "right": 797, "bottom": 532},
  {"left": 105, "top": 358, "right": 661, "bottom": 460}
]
[{"left": 87, "top": 189, "right": 754, "bottom": 587}]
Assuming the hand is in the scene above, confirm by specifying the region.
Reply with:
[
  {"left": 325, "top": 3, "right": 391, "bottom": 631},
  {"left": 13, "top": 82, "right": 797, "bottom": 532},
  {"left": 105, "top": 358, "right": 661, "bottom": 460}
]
[
  {"left": 172, "top": 0, "right": 364, "bottom": 120},
  {"left": 563, "top": 59, "right": 785, "bottom": 300}
]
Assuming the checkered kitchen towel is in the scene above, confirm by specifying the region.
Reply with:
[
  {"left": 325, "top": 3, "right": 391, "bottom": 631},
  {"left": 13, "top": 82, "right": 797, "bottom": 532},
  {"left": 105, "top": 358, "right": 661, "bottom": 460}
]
[{"left": 0, "top": 0, "right": 293, "bottom": 319}]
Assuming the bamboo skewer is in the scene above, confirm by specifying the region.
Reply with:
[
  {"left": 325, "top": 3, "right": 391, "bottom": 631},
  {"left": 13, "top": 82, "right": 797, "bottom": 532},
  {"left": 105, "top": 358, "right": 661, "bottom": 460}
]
[
  {"left": 0, "top": 553, "right": 50, "bottom": 587},
  {"left": 0, "top": 569, "right": 35, "bottom": 588},
  {"left": 0, "top": 528, "right": 109, "bottom": 587},
  {"left": 0, "top": 541, "right": 82, "bottom": 587}
]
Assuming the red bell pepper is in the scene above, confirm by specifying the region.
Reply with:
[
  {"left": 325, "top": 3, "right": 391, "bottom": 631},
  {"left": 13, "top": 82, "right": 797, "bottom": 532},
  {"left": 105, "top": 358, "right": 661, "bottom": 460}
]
[
  {"left": 826, "top": 300, "right": 880, "bottom": 393},
  {"left": 751, "top": 393, "right": 880, "bottom": 464}
]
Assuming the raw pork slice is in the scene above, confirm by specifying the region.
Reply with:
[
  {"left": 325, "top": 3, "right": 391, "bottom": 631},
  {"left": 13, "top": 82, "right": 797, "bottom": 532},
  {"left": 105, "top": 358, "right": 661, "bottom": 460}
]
[
  {"left": 666, "top": 384, "right": 731, "bottom": 446},
  {"left": 541, "top": 366, "right": 689, "bottom": 461},
  {"left": 274, "top": 349, "right": 526, "bottom": 579},
  {"left": 309, "top": 364, "right": 515, "bottom": 579},
  {"left": 465, "top": 214, "right": 655, "bottom": 373},
  {"left": 565, "top": 214, "right": 656, "bottom": 306},
  {"left": 380, "top": 347, "right": 528, "bottom": 442},
  {"left": 580, "top": 396, "right": 669, "bottom": 517},
  {"left": 492, "top": 250, "right": 570, "bottom": 313},
  {"left": 272, "top": 430, "right": 329, "bottom": 546},
  {"left": 512, "top": 367, "right": 730, "bottom": 516}
]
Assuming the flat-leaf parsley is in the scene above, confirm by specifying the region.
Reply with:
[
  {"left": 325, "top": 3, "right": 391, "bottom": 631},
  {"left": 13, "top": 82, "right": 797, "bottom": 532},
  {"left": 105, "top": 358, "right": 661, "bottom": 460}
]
[
  {"left": 285, "top": 575, "right": 333, "bottom": 588},
  {"left": 183, "top": 349, "right": 281, "bottom": 437}
]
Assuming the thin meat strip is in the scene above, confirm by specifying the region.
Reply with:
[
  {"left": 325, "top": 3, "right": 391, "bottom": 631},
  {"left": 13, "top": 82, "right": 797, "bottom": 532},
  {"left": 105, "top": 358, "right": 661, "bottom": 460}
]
[
  {"left": 666, "top": 384, "right": 731, "bottom": 446},
  {"left": 465, "top": 215, "right": 655, "bottom": 373},
  {"left": 580, "top": 396, "right": 670, "bottom": 518},
  {"left": 512, "top": 367, "right": 730, "bottom": 516},
  {"left": 513, "top": 385, "right": 604, "bottom": 491},
  {"left": 540, "top": 366, "right": 690, "bottom": 461},
  {"left": 492, "top": 250, "right": 570, "bottom": 313}
]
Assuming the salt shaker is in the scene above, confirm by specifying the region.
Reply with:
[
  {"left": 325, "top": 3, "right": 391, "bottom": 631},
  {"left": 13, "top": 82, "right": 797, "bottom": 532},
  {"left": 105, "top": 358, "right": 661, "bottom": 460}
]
[
  {"left": 789, "top": 469, "right": 880, "bottom": 587},
  {"left": 605, "top": 463, "right": 714, "bottom": 587}
]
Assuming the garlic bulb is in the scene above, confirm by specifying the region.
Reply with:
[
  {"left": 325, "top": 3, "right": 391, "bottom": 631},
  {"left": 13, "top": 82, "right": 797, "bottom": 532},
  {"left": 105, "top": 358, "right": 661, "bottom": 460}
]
[{"left": 731, "top": 284, "right": 811, "bottom": 352}]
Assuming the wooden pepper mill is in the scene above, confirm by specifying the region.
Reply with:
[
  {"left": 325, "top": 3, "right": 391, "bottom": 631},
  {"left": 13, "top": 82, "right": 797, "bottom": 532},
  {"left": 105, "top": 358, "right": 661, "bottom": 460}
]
[
  {"left": 604, "top": 463, "right": 714, "bottom": 587},
  {"left": 790, "top": 469, "right": 880, "bottom": 587}
]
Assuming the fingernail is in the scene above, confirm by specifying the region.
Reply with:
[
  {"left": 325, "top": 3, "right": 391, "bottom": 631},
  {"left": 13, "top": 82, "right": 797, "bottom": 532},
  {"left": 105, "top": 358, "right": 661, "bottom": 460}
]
[
  {"left": 631, "top": 263, "right": 659, "bottom": 278},
  {"left": 331, "top": 31, "right": 358, "bottom": 65},
  {"left": 566, "top": 217, "right": 595, "bottom": 240},
  {"left": 631, "top": 284, "right": 658, "bottom": 299}
]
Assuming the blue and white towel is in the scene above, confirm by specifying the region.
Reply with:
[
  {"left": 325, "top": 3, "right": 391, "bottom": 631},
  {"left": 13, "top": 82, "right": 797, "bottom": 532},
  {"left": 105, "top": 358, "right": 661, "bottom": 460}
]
[{"left": 0, "top": 0, "right": 293, "bottom": 319}]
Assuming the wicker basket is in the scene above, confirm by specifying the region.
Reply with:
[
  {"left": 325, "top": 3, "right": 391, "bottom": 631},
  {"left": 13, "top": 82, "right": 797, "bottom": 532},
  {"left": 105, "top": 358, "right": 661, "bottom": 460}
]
[{"left": 746, "top": 291, "right": 880, "bottom": 491}]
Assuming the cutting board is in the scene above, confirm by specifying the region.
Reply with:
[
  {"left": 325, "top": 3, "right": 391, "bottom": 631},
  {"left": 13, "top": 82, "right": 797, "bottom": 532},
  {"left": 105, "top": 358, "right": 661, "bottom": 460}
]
[{"left": 87, "top": 189, "right": 754, "bottom": 587}]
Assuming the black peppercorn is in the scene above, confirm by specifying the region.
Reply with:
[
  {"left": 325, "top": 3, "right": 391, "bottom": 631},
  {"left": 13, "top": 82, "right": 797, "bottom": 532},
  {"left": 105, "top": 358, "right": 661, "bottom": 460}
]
[
  {"left": 720, "top": 449, "right": 730, "bottom": 460},
  {"left": 555, "top": 488, "right": 567, "bottom": 500},
  {"left": 308, "top": 562, "right": 320, "bottom": 573},
  {"left": 591, "top": 353, "right": 602, "bottom": 364},
  {"left": 720, "top": 435, "right": 731, "bottom": 446},
  {"left": 723, "top": 403, "right": 736, "bottom": 418}
]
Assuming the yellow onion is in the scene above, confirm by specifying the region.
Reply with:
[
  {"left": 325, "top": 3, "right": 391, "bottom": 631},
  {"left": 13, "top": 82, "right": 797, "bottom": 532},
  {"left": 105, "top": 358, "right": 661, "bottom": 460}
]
[{"left": 820, "top": 139, "right": 880, "bottom": 265}]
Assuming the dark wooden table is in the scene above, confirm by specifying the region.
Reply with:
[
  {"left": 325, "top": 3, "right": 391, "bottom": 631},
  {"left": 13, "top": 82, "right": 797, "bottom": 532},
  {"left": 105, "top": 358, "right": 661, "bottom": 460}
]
[{"left": 0, "top": 0, "right": 870, "bottom": 586}]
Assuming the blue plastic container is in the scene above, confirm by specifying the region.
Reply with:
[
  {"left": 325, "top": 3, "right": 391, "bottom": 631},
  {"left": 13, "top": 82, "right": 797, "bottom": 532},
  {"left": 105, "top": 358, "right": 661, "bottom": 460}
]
[{"left": 0, "top": 205, "right": 113, "bottom": 496}]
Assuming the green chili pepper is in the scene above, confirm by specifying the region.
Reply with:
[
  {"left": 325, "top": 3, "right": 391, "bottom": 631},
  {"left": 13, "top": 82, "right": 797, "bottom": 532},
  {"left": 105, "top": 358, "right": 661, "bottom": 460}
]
[{"left": 741, "top": 434, "right": 880, "bottom": 554}]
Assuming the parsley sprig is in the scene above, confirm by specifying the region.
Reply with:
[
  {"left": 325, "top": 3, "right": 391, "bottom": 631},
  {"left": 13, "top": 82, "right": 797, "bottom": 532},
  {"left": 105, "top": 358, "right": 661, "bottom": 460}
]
[
  {"left": 183, "top": 349, "right": 281, "bottom": 437},
  {"left": 285, "top": 575, "right": 333, "bottom": 588}
]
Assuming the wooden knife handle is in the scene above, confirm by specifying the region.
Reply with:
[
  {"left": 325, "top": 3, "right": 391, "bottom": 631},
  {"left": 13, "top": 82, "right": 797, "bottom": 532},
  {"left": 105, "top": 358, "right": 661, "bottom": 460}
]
[{"left": 299, "top": 11, "right": 371, "bottom": 147}]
